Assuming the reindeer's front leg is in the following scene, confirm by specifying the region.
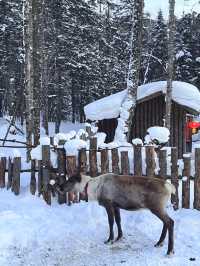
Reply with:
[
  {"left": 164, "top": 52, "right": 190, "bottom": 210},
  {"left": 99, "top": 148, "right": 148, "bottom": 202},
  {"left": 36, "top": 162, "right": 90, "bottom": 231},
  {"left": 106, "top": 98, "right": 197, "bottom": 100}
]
[{"left": 104, "top": 203, "right": 114, "bottom": 244}]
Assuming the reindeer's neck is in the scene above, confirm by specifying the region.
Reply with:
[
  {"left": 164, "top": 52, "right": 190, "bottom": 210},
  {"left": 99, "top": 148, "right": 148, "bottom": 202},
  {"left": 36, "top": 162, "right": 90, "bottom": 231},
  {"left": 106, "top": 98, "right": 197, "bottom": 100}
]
[{"left": 86, "top": 175, "right": 104, "bottom": 201}]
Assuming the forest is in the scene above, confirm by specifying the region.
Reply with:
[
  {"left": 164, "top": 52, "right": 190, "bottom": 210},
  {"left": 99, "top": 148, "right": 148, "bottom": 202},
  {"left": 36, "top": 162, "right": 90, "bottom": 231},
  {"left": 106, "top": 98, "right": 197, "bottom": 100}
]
[{"left": 0, "top": 0, "right": 200, "bottom": 131}]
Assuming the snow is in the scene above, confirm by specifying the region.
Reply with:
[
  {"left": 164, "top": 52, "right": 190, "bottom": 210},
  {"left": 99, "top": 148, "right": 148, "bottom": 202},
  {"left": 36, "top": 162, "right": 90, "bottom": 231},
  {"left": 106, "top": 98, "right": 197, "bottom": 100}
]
[
  {"left": 176, "top": 50, "right": 184, "bottom": 59},
  {"left": 64, "top": 138, "right": 87, "bottom": 156},
  {"left": 0, "top": 188, "right": 200, "bottom": 266},
  {"left": 146, "top": 126, "right": 170, "bottom": 144},
  {"left": 84, "top": 81, "right": 200, "bottom": 121},
  {"left": 132, "top": 138, "right": 143, "bottom": 146}
]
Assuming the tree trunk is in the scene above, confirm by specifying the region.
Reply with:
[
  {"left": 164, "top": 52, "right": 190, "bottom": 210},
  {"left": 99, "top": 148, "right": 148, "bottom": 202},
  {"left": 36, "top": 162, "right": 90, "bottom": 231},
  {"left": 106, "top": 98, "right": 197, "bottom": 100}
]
[
  {"left": 114, "top": 0, "right": 144, "bottom": 143},
  {"left": 166, "top": 0, "right": 176, "bottom": 130},
  {"left": 24, "top": 0, "right": 34, "bottom": 160}
]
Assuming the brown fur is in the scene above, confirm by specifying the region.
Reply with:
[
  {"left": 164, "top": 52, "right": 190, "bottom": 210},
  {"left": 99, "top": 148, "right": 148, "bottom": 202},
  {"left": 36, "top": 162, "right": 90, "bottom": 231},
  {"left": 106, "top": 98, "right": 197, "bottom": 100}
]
[{"left": 54, "top": 173, "right": 175, "bottom": 255}]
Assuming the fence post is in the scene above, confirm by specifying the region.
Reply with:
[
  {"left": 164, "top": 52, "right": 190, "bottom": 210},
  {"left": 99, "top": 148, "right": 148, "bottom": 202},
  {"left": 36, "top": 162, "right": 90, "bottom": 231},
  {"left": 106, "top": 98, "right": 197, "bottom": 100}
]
[
  {"left": 42, "top": 145, "right": 51, "bottom": 205},
  {"left": 158, "top": 149, "right": 167, "bottom": 179},
  {"left": 89, "top": 137, "right": 98, "bottom": 177},
  {"left": 101, "top": 149, "right": 109, "bottom": 174},
  {"left": 145, "top": 146, "right": 156, "bottom": 177},
  {"left": 133, "top": 145, "right": 142, "bottom": 176},
  {"left": 194, "top": 148, "right": 200, "bottom": 210},
  {"left": 66, "top": 155, "right": 77, "bottom": 203},
  {"left": 79, "top": 149, "right": 87, "bottom": 201},
  {"left": 79, "top": 148, "right": 87, "bottom": 174},
  {"left": 121, "top": 151, "right": 130, "bottom": 175},
  {"left": 30, "top": 160, "right": 36, "bottom": 195},
  {"left": 111, "top": 148, "right": 120, "bottom": 174},
  {"left": 12, "top": 157, "right": 21, "bottom": 195},
  {"left": 0, "top": 157, "right": 6, "bottom": 188},
  {"left": 7, "top": 157, "right": 13, "bottom": 190},
  {"left": 38, "top": 160, "right": 43, "bottom": 196},
  {"left": 57, "top": 148, "right": 67, "bottom": 204},
  {"left": 182, "top": 154, "right": 191, "bottom": 209},
  {"left": 171, "top": 147, "right": 179, "bottom": 210}
]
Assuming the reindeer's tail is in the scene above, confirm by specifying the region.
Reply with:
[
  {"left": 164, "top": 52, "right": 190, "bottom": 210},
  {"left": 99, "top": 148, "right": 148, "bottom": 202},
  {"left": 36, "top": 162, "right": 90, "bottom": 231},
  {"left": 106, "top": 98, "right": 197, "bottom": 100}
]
[{"left": 165, "top": 182, "right": 176, "bottom": 195}]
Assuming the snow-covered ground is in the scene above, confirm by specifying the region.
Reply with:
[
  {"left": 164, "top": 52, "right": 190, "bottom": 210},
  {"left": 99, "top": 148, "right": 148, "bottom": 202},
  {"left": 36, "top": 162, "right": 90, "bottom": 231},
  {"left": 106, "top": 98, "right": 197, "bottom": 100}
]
[
  {"left": 0, "top": 182, "right": 200, "bottom": 266},
  {"left": 1, "top": 118, "right": 200, "bottom": 265}
]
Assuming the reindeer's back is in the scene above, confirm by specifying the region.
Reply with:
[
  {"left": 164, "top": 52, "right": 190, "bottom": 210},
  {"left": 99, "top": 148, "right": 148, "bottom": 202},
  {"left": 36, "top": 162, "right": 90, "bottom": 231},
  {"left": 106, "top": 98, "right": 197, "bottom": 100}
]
[{"left": 99, "top": 174, "right": 171, "bottom": 210}]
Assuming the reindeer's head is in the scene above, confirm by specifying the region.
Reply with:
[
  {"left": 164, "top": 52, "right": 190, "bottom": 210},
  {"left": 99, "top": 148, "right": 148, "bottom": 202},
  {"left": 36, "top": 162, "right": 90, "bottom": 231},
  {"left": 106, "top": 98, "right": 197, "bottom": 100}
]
[{"left": 51, "top": 172, "right": 89, "bottom": 194}]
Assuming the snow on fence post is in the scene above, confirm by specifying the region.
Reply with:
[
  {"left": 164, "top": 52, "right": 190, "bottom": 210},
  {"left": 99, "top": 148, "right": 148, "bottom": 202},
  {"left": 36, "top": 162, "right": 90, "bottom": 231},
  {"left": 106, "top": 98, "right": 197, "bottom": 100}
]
[
  {"left": 171, "top": 147, "right": 179, "bottom": 210},
  {"left": 182, "top": 154, "right": 191, "bottom": 209},
  {"left": 66, "top": 155, "right": 77, "bottom": 203},
  {"left": 133, "top": 145, "right": 142, "bottom": 176},
  {"left": 145, "top": 146, "right": 156, "bottom": 177},
  {"left": 89, "top": 137, "right": 98, "bottom": 177},
  {"left": 101, "top": 148, "right": 109, "bottom": 174},
  {"left": 194, "top": 148, "right": 200, "bottom": 210},
  {"left": 111, "top": 148, "right": 120, "bottom": 174},
  {"left": 0, "top": 157, "right": 6, "bottom": 188},
  {"left": 121, "top": 151, "right": 130, "bottom": 175},
  {"left": 42, "top": 145, "right": 51, "bottom": 205},
  {"left": 158, "top": 149, "right": 167, "bottom": 179},
  {"left": 12, "top": 157, "right": 21, "bottom": 195},
  {"left": 7, "top": 157, "right": 13, "bottom": 190},
  {"left": 30, "top": 160, "right": 36, "bottom": 195},
  {"left": 57, "top": 148, "right": 67, "bottom": 204},
  {"left": 38, "top": 160, "right": 43, "bottom": 196}
]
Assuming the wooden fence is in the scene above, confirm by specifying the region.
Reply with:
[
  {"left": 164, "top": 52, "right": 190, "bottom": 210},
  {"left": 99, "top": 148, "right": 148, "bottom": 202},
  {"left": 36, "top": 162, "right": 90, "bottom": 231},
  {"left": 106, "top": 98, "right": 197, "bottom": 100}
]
[{"left": 0, "top": 137, "right": 200, "bottom": 211}]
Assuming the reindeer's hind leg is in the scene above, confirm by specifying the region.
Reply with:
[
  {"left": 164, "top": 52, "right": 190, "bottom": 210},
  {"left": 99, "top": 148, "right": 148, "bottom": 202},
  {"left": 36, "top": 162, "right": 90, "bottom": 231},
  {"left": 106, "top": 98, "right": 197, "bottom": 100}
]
[
  {"left": 114, "top": 207, "right": 123, "bottom": 241},
  {"left": 154, "top": 223, "right": 167, "bottom": 247},
  {"left": 151, "top": 208, "right": 174, "bottom": 255},
  {"left": 103, "top": 202, "right": 115, "bottom": 244}
]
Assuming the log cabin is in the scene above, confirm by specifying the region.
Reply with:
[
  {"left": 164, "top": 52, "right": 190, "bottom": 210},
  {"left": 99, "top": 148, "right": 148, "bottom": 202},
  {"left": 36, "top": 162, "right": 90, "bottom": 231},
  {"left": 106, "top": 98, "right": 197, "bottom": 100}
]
[{"left": 84, "top": 81, "right": 200, "bottom": 157}]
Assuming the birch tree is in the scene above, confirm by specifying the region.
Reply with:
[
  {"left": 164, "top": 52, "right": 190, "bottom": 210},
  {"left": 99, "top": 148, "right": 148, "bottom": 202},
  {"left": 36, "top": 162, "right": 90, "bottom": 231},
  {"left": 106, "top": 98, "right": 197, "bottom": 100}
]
[
  {"left": 24, "top": 0, "right": 40, "bottom": 160},
  {"left": 165, "top": 0, "right": 176, "bottom": 130},
  {"left": 114, "top": 0, "right": 144, "bottom": 142}
]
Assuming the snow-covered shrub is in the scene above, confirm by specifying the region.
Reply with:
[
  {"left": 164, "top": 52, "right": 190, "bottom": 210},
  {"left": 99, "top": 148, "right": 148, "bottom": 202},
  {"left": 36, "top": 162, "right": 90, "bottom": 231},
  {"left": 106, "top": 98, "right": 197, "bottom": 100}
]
[{"left": 64, "top": 138, "right": 87, "bottom": 156}]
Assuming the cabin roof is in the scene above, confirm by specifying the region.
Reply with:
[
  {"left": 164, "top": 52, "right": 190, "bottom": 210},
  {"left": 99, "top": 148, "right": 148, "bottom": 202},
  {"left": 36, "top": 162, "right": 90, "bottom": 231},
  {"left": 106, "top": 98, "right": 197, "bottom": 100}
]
[{"left": 84, "top": 81, "right": 200, "bottom": 121}]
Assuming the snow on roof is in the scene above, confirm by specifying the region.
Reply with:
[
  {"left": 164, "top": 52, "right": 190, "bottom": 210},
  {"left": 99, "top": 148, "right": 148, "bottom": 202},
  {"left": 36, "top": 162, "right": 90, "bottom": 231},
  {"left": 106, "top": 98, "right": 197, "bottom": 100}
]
[{"left": 84, "top": 81, "right": 200, "bottom": 121}]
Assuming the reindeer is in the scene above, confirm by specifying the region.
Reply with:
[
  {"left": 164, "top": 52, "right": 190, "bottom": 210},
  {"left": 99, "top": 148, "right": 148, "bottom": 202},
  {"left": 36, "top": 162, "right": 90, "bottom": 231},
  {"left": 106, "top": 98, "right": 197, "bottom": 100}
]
[{"left": 54, "top": 173, "right": 175, "bottom": 255}]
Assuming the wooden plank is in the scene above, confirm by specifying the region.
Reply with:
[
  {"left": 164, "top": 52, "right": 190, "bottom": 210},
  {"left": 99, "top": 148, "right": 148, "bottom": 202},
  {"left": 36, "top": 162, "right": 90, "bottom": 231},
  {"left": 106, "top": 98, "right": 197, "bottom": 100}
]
[
  {"left": 79, "top": 148, "right": 87, "bottom": 174},
  {"left": 89, "top": 137, "right": 98, "bottom": 177},
  {"left": 145, "top": 146, "right": 155, "bottom": 177},
  {"left": 133, "top": 145, "right": 142, "bottom": 176},
  {"left": 78, "top": 149, "right": 87, "bottom": 201},
  {"left": 42, "top": 145, "right": 51, "bottom": 205},
  {"left": 194, "top": 148, "right": 200, "bottom": 210},
  {"left": 0, "top": 157, "right": 6, "bottom": 188},
  {"left": 182, "top": 155, "right": 191, "bottom": 209},
  {"left": 158, "top": 149, "right": 167, "bottom": 179},
  {"left": 111, "top": 148, "right": 120, "bottom": 174},
  {"left": 121, "top": 151, "right": 130, "bottom": 175},
  {"left": 101, "top": 149, "right": 109, "bottom": 174},
  {"left": 57, "top": 148, "right": 67, "bottom": 204},
  {"left": 30, "top": 160, "right": 36, "bottom": 195},
  {"left": 12, "top": 157, "right": 21, "bottom": 195},
  {"left": 171, "top": 147, "right": 179, "bottom": 210},
  {"left": 66, "top": 155, "right": 77, "bottom": 204},
  {"left": 38, "top": 160, "right": 43, "bottom": 196},
  {"left": 7, "top": 157, "right": 13, "bottom": 190}
]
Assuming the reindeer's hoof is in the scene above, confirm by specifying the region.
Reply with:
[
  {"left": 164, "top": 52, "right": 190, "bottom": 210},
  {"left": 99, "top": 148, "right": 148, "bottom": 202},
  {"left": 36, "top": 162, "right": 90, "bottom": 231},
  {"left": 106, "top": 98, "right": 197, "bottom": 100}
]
[
  {"left": 166, "top": 250, "right": 175, "bottom": 257},
  {"left": 154, "top": 242, "right": 164, "bottom": 248},
  {"left": 115, "top": 234, "right": 123, "bottom": 242},
  {"left": 104, "top": 238, "right": 114, "bottom": 244}
]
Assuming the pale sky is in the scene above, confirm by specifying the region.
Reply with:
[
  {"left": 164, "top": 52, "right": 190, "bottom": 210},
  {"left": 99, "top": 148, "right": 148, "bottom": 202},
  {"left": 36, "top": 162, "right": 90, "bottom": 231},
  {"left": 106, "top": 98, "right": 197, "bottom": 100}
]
[{"left": 144, "top": 0, "right": 200, "bottom": 18}]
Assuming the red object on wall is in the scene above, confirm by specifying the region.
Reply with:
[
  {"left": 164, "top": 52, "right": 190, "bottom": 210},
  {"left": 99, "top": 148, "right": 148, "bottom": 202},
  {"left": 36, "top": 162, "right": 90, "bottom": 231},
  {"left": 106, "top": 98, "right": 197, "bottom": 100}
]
[{"left": 187, "top": 121, "right": 200, "bottom": 129}]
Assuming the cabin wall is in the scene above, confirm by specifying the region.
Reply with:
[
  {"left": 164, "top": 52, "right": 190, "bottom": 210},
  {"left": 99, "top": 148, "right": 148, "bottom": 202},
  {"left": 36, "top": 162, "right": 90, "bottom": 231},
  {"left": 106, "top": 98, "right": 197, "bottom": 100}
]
[{"left": 97, "top": 95, "right": 189, "bottom": 158}]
